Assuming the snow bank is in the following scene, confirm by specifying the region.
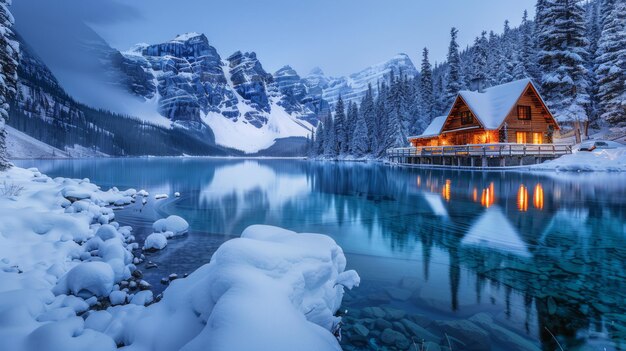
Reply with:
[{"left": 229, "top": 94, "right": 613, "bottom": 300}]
[
  {"left": 0, "top": 167, "right": 359, "bottom": 351},
  {"left": 152, "top": 215, "right": 189, "bottom": 236},
  {"left": 97, "top": 225, "right": 360, "bottom": 351},
  {"left": 532, "top": 148, "right": 626, "bottom": 172}
]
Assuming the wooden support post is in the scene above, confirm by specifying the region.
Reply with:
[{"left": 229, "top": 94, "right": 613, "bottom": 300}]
[
  {"left": 471, "top": 157, "right": 475, "bottom": 167},
  {"left": 482, "top": 156, "right": 488, "bottom": 168},
  {"left": 457, "top": 157, "right": 462, "bottom": 167},
  {"left": 519, "top": 157, "right": 523, "bottom": 166},
  {"left": 500, "top": 158, "right": 506, "bottom": 167}
]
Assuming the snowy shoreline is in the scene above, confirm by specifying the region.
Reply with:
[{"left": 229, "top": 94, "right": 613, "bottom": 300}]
[{"left": 0, "top": 166, "right": 359, "bottom": 351}]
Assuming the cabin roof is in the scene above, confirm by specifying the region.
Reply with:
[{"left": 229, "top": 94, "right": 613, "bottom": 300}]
[
  {"left": 409, "top": 115, "right": 447, "bottom": 139},
  {"left": 455, "top": 78, "right": 534, "bottom": 130}
]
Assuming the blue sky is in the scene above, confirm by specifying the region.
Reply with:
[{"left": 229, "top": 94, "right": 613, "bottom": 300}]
[
  {"left": 24, "top": 0, "right": 536, "bottom": 78},
  {"left": 91, "top": 0, "right": 536, "bottom": 77}
]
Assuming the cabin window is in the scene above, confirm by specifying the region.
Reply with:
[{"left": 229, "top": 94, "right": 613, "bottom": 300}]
[
  {"left": 516, "top": 132, "right": 527, "bottom": 144},
  {"left": 460, "top": 111, "right": 474, "bottom": 125},
  {"left": 532, "top": 132, "right": 543, "bottom": 144},
  {"left": 517, "top": 105, "right": 532, "bottom": 120}
]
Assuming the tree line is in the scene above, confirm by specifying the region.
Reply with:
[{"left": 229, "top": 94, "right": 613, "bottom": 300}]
[{"left": 310, "top": 0, "right": 626, "bottom": 158}]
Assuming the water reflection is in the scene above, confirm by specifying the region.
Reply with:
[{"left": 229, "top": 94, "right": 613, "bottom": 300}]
[
  {"left": 518, "top": 184, "right": 529, "bottom": 212},
  {"left": 534, "top": 183, "right": 544, "bottom": 210},
  {"left": 14, "top": 158, "right": 626, "bottom": 350}
]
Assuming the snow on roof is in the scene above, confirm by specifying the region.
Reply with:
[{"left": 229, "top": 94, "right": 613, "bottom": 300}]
[
  {"left": 462, "top": 206, "right": 532, "bottom": 258},
  {"left": 410, "top": 115, "right": 447, "bottom": 139},
  {"left": 457, "top": 78, "right": 533, "bottom": 129}
]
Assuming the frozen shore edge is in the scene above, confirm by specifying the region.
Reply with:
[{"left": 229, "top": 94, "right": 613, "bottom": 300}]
[{"left": 0, "top": 166, "right": 359, "bottom": 351}]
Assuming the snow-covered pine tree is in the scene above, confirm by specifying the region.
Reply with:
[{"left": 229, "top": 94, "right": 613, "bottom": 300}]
[
  {"left": 374, "top": 82, "right": 389, "bottom": 156},
  {"left": 315, "top": 117, "right": 325, "bottom": 156},
  {"left": 361, "top": 84, "right": 376, "bottom": 153},
  {"left": 586, "top": 0, "right": 603, "bottom": 126},
  {"left": 536, "top": 0, "right": 590, "bottom": 135},
  {"left": 351, "top": 108, "right": 369, "bottom": 158},
  {"left": 0, "top": 0, "right": 19, "bottom": 171},
  {"left": 333, "top": 96, "right": 348, "bottom": 155},
  {"left": 486, "top": 31, "right": 501, "bottom": 87},
  {"left": 497, "top": 20, "right": 515, "bottom": 84},
  {"left": 445, "top": 28, "right": 462, "bottom": 106},
  {"left": 323, "top": 113, "right": 336, "bottom": 158},
  {"left": 345, "top": 101, "right": 358, "bottom": 152},
  {"left": 595, "top": 0, "right": 626, "bottom": 126},
  {"left": 419, "top": 48, "right": 434, "bottom": 127},
  {"left": 471, "top": 31, "right": 489, "bottom": 90},
  {"left": 514, "top": 10, "right": 536, "bottom": 80}
]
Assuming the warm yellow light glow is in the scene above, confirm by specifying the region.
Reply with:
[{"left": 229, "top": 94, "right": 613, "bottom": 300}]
[
  {"left": 472, "top": 188, "right": 478, "bottom": 202},
  {"left": 517, "top": 184, "right": 528, "bottom": 212},
  {"left": 416, "top": 176, "right": 421, "bottom": 187},
  {"left": 533, "top": 184, "right": 544, "bottom": 210},
  {"left": 442, "top": 179, "right": 451, "bottom": 202},
  {"left": 481, "top": 182, "right": 496, "bottom": 208},
  {"left": 533, "top": 132, "right": 542, "bottom": 144}
]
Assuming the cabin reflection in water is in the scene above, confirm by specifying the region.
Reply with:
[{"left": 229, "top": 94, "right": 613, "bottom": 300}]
[{"left": 518, "top": 184, "right": 529, "bottom": 212}]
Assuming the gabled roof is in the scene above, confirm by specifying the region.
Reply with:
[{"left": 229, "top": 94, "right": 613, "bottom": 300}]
[
  {"left": 408, "top": 116, "right": 447, "bottom": 139},
  {"left": 455, "top": 78, "right": 535, "bottom": 130}
]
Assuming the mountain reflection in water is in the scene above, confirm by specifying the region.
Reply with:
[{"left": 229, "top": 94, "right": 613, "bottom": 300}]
[{"left": 15, "top": 158, "right": 626, "bottom": 350}]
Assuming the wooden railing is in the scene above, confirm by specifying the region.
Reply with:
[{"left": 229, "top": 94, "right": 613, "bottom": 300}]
[{"left": 387, "top": 143, "right": 572, "bottom": 158}]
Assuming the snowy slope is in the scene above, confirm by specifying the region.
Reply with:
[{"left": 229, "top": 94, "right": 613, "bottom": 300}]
[
  {"left": 5, "top": 126, "right": 69, "bottom": 159},
  {"left": 320, "top": 53, "right": 418, "bottom": 107}
]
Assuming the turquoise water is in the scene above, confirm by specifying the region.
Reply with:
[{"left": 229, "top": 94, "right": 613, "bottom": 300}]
[{"left": 14, "top": 158, "right": 626, "bottom": 350}]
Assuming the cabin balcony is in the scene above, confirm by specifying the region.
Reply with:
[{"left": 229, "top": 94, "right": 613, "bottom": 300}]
[{"left": 386, "top": 143, "right": 572, "bottom": 168}]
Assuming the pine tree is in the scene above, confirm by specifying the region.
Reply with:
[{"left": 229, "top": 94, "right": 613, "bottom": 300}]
[
  {"left": 333, "top": 96, "right": 347, "bottom": 155},
  {"left": 536, "top": 0, "right": 590, "bottom": 131},
  {"left": 486, "top": 31, "right": 501, "bottom": 87},
  {"left": 345, "top": 101, "right": 358, "bottom": 152},
  {"left": 471, "top": 31, "right": 489, "bottom": 89},
  {"left": 0, "top": 0, "right": 19, "bottom": 170},
  {"left": 497, "top": 20, "right": 515, "bottom": 84},
  {"left": 351, "top": 109, "right": 369, "bottom": 158},
  {"left": 595, "top": 0, "right": 626, "bottom": 125},
  {"left": 361, "top": 84, "right": 376, "bottom": 153},
  {"left": 323, "top": 113, "right": 336, "bottom": 158},
  {"left": 315, "top": 117, "right": 325, "bottom": 156},
  {"left": 514, "top": 10, "right": 536, "bottom": 79},
  {"left": 445, "top": 27, "right": 462, "bottom": 105}
]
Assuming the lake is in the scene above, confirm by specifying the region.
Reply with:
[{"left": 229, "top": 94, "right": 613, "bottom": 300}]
[{"left": 14, "top": 158, "right": 626, "bottom": 351}]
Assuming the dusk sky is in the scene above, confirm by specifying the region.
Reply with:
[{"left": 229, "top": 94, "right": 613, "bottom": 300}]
[{"left": 89, "top": 0, "right": 537, "bottom": 77}]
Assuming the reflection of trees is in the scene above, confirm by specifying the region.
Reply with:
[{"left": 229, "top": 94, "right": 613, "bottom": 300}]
[{"left": 37, "top": 159, "right": 626, "bottom": 349}]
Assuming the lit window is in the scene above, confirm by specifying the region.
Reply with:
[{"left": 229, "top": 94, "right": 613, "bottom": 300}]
[
  {"left": 460, "top": 111, "right": 473, "bottom": 125},
  {"left": 518, "top": 106, "right": 531, "bottom": 120},
  {"left": 516, "top": 132, "right": 527, "bottom": 144},
  {"left": 533, "top": 132, "right": 542, "bottom": 144}
]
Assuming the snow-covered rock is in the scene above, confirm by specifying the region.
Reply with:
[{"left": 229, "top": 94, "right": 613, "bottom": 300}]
[
  {"left": 142, "top": 233, "right": 168, "bottom": 251},
  {"left": 0, "top": 167, "right": 359, "bottom": 351},
  {"left": 152, "top": 215, "right": 189, "bottom": 236},
  {"left": 94, "top": 225, "right": 359, "bottom": 351},
  {"left": 53, "top": 262, "right": 115, "bottom": 298}
]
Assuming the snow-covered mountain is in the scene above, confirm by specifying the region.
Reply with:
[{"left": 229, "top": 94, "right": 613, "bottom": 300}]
[
  {"left": 315, "top": 53, "right": 418, "bottom": 107},
  {"left": 121, "top": 33, "right": 317, "bottom": 153}
]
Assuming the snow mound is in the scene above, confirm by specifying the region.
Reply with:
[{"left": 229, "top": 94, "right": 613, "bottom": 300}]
[
  {"left": 53, "top": 262, "right": 115, "bottom": 298},
  {"left": 142, "top": 233, "right": 168, "bottom": 251},
  {"left": 532, "top": 148, "right": 626, "bottom": 172},
  {"left": 96, "top": 225, "right": 359, "bottom": 351},
  {"left": 152, "top": 215, "right": 189, "bottom": 236}
]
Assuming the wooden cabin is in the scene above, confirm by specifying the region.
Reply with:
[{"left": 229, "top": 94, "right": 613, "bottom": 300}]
[{"left": 409, "top": 79, "right": 559, "bottom": 147}]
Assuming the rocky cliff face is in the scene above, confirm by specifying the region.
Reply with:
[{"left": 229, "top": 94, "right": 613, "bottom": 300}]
[{"left": 119, "top": 33, "right": 318, "bottom": 152}]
